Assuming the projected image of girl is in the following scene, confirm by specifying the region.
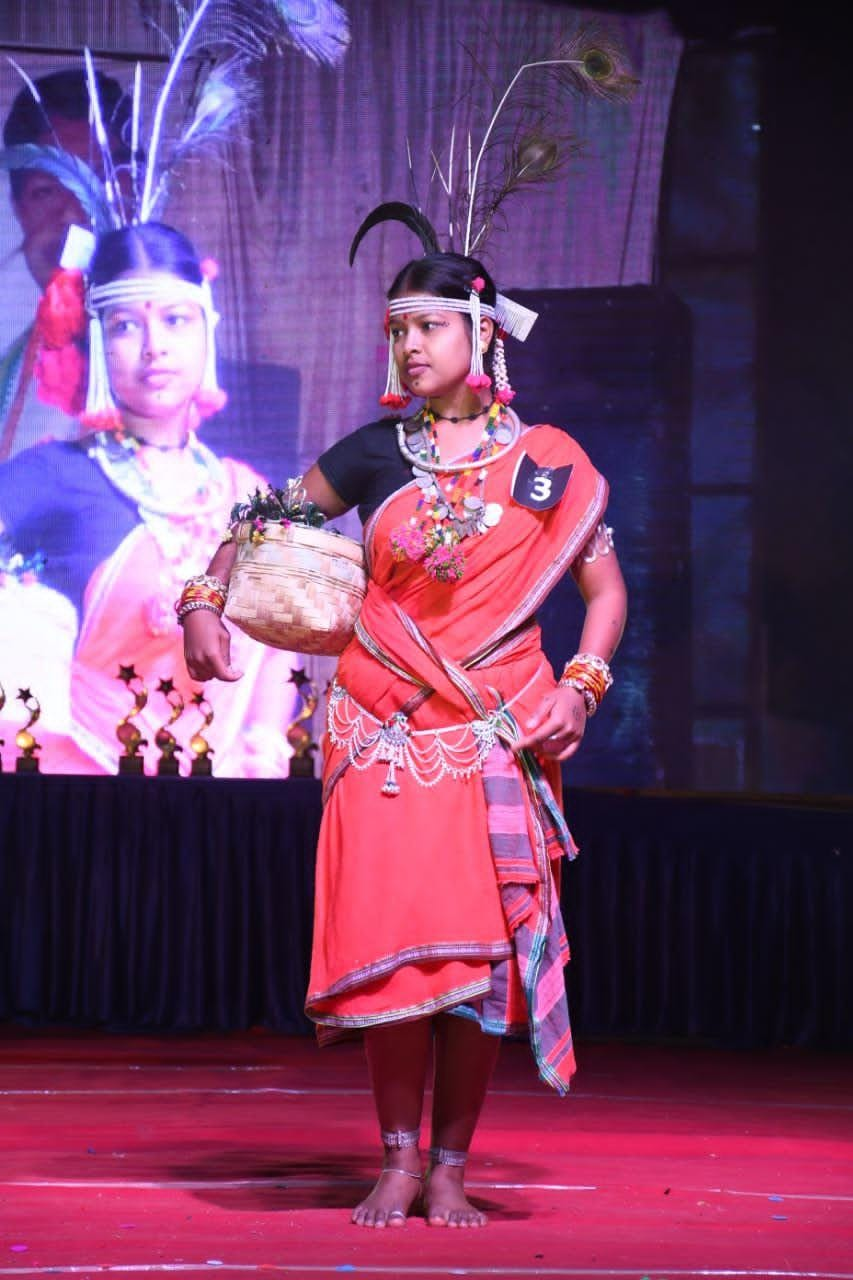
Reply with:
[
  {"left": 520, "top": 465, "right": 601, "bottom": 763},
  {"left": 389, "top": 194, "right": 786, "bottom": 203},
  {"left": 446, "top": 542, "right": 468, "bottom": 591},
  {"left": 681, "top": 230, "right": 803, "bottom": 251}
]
[
  {"left": 0, "top": 221, "right": 297, "bottom": 775},
  {"left": 0, "top": 3, "right": 351, "bottom": 774}
]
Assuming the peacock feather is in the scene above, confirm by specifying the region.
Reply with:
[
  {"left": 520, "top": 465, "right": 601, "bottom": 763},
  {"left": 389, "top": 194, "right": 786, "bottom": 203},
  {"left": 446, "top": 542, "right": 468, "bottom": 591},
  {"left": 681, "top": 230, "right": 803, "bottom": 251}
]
[{"left": 0, "top": 145, "right": 116, "bottom": 234}]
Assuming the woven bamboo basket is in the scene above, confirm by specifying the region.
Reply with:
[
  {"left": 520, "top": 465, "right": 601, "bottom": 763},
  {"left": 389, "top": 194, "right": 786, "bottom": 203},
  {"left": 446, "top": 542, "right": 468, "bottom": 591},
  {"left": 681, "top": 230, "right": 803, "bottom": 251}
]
[{"left": 224, "top": 521, "right": 367, "bottom": 655}]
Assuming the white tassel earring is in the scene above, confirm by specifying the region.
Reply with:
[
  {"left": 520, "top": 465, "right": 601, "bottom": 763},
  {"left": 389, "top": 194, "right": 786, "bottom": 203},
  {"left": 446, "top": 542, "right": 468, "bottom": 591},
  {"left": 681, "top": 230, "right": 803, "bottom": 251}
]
[
  {"left": 491, "top": 331, "right": 516, "bottom": 404},
  {"left": 194, "top": 262, "right": 227, "bottom": 418},
  {"left": 465, "top": 276, "right": 491, "bottom": 390},
  {"left": 80, "top": 309, "right": 122, "bottom": 431},
  {"left": 379, "top": 309, "right": 411, "bottom": 409}
]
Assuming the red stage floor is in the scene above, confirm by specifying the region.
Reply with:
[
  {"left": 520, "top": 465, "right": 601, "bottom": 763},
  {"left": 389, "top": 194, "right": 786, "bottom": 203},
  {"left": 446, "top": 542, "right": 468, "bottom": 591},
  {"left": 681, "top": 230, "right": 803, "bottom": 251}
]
[{"left": 0, "top": 1032, "right": 851, "bottom": 1279}]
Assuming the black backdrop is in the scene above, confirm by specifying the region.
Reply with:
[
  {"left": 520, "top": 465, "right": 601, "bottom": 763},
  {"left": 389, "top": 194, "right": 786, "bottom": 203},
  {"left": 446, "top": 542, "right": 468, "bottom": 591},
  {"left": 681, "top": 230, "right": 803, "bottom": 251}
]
[
  {"left": 2, "top": 775, "right": 850, "bottom": 1050},
  {"left": 510, "top": 285, "right": 692, "bottom": 790}
]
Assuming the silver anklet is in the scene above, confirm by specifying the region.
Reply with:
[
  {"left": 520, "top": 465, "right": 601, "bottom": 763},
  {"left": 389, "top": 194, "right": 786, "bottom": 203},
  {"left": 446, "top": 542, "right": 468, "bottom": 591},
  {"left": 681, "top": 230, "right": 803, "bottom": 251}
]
[
  {"left": 381, "top": 1166, "right": 423, "bottom": 1182},
  {"left": 381, "top": 1127, "right": 420, "bottom": 1149},
  {"left": 429, "top": 1146, "right": 468, "bottom": 1167},
  {"left": 381, "top": 1129, "right": 422, "bottom": 1182}
]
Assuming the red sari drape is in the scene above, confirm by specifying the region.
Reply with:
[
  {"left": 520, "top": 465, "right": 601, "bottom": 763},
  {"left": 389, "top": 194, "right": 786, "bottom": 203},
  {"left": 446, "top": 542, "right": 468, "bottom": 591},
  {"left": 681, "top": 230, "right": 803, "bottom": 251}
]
[{"left": 306, "top": 423, "right": 608, "bottom": 1092}]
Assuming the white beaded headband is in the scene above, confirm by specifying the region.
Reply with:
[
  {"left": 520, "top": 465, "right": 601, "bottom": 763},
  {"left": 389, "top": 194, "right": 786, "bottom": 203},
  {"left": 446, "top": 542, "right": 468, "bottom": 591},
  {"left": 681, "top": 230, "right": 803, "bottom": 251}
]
[
  {"left": 87, "top": 277, "right": 214, "bottom": 316},
  {"left": 386, "top": 293, "right": 537, "bottom": 342}
]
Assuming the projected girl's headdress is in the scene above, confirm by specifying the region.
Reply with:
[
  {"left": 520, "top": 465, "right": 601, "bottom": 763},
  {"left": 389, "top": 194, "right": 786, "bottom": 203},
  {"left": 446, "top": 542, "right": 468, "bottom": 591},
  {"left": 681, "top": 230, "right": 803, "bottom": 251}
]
[
  {"left": 0, "top": 0, "right": 350, "bottom": 431},
  {"left": 348, "top": 27, "right": 637, "bottom": 408}
]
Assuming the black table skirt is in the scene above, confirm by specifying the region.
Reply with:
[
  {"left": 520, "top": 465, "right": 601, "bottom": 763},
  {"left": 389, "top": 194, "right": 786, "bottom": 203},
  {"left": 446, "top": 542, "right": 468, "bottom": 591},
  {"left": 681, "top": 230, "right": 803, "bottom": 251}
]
[{"left": 1, "top": 775, "right": 850, "bottom": 1048}]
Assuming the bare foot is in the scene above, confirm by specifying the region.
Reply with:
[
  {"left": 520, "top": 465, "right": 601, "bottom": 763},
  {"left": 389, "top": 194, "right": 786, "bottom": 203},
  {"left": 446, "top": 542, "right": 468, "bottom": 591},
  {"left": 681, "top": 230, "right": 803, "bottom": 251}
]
[
  {"left": 425, "top": 1162, "right": 487, "bottom": 1227},
  {"left": 352, "top": 1150, "right": 422, "bottom": 1228}
]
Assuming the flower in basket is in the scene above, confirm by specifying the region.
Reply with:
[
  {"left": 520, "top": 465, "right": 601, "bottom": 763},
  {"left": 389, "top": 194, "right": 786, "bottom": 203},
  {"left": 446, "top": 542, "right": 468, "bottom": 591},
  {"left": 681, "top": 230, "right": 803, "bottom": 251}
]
[
  {"left": 230, "top": 480, "right": 327, "bottom": 536},
  {"left": 0, "top": 537, "right": 46, "bottom": 585}
]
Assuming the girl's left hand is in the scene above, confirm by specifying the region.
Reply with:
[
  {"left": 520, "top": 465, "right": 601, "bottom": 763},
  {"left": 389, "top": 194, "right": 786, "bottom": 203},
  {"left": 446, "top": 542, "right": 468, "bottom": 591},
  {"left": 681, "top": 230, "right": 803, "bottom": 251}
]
[{"left": 513, "top": 685, "right": 587, "bottom": 761}]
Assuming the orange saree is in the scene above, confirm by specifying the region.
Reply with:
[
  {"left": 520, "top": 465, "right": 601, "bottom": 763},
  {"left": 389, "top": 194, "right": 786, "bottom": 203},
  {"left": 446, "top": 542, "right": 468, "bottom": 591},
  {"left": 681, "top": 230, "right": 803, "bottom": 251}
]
[{"left": 306, "top": 423, "right": 608, "bottom": 1092}]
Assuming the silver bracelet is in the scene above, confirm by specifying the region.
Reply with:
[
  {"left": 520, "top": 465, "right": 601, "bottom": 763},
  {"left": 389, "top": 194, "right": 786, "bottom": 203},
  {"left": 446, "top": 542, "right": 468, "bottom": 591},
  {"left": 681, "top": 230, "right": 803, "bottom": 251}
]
[
  {"left": 559, "top": 676, "right": 599, "bottom": 717},
  {"left": 176, "top": 599, "right": 223, "bottom": 624}
]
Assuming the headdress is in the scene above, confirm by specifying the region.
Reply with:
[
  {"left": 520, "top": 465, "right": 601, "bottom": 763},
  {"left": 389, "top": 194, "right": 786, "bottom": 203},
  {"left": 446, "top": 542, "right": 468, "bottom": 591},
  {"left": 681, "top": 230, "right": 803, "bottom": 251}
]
[
  {"left": 0, "top": 0, "right": 351, "bottom": 436},
  {"left": 348, "top": 27, "right": 637, "bottom": 409}
]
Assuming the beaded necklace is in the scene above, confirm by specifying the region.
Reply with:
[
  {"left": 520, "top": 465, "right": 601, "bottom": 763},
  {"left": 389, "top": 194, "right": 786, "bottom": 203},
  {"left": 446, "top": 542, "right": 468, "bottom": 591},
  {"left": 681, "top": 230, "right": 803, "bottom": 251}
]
[
  {"left": 87, "top": 428, "right": 230, "bottom": 636},
  {"left": 391, "top": 403, "right": 519, "bottom": 582}
]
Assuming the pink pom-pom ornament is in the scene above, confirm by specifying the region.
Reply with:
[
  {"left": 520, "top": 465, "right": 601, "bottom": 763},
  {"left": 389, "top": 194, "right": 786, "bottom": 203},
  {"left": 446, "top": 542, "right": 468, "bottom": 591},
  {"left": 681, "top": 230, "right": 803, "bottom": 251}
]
[{"left": 195, "top": 387, "right": 228, "bottom": 417}]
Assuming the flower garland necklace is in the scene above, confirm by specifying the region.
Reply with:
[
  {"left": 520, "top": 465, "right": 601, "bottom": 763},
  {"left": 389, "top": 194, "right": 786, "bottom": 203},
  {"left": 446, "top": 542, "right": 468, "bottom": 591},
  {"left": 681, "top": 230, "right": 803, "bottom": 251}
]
[{"left": 391, "top": 402, "right": 519, "bottom": 582}]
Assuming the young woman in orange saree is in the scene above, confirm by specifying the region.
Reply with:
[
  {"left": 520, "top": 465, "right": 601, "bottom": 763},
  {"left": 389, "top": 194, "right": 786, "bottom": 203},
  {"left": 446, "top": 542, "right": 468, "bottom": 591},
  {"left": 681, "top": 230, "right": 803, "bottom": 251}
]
[{"left": 184, "top": 250, "right": 627, "bottom": 1230}]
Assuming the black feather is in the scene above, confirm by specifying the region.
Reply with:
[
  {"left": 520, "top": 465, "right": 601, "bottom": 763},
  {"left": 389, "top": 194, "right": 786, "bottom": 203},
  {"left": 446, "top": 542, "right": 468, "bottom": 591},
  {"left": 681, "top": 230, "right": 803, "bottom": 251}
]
[{"left": 349, "top": 202, "right": 441, "bottom": 266}]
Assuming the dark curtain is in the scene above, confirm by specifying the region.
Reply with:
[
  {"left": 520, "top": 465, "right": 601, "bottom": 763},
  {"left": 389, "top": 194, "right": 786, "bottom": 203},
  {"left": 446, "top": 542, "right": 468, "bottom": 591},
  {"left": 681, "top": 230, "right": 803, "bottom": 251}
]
[{"left": 1, "top": 777, "right": 850, "bottom": 1047}]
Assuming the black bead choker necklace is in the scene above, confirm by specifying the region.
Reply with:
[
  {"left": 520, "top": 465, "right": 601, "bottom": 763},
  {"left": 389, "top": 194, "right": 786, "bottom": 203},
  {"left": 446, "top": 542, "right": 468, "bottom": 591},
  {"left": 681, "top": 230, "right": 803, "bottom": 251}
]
[
  {"left": 131, "top": 433, "right": 190, "bottom": 451},
  {"left": 424, "top": 403, "right": 491, "bottom": 425}
]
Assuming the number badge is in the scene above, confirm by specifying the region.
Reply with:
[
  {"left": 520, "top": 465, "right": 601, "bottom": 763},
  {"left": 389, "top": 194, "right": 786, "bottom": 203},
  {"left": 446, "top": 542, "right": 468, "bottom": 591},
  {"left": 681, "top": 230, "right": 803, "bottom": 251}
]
[{"left": 510, "top": 452, "right": 573, "bottom": 511}]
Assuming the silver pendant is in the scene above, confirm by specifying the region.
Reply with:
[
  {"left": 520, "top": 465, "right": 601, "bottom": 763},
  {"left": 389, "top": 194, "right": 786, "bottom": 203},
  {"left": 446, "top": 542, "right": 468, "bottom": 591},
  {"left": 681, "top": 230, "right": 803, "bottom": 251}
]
[
  {"left": 463, "top": 495, "right": 484, "bottom": 512},
  {"left": 495, "top": 426, "right": 513, "bottom": 445},
  {"left": 482, "top": 502, "right": 503, "bottom": 528}
]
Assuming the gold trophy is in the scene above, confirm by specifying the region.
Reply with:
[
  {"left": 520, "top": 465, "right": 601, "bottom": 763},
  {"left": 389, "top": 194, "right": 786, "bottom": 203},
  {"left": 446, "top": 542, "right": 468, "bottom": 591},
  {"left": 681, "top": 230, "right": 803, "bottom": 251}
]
[
  {"left": 14, "top": 687, "right": 42, "bottom": 773},
  {"left": 189, "top": 691, "right": 215, "bottom": 777},
  {"left": 116, "top": 664, "right": 148, "bottom": 775},
  {"left": 286, "top": 668, "right": 319, "bottom": 778},
  {"left": 155, "top": 677, "right": 185, "bottom": 777}
]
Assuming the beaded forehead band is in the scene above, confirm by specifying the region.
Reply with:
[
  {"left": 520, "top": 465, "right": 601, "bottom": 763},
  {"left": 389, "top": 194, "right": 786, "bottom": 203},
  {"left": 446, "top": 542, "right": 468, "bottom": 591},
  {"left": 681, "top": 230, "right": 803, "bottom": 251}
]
[
  {"left": 87, "top": 277, "right": 214, "bottom": 316},
  {"left": 386, "top": 294, "right": 536, "bottom": 338}
]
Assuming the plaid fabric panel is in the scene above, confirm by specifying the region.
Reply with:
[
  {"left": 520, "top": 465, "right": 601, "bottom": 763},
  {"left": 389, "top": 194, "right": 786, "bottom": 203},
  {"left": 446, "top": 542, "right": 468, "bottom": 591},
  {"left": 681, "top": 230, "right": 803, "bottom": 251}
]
[{"left": 481, "top": 743, "right": 576, "bottom": 1094}]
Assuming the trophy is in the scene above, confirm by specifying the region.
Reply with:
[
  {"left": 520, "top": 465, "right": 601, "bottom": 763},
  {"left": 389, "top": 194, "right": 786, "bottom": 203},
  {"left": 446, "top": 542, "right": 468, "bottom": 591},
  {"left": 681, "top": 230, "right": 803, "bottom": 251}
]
[
  {"left": 155, "top": 677, "right": 185, "bottom": 776},
  {"left": 189, "top": 691, "right": 215, "bottom": 777},
  {"left": 286, "top": 668, "right": 319, "bottom": 778},
  {"left": 14, "top": 687, "right": 42, "bottom": 773},
  {"left": 116, "top": 665, "right": 148, "bottom": 775}
]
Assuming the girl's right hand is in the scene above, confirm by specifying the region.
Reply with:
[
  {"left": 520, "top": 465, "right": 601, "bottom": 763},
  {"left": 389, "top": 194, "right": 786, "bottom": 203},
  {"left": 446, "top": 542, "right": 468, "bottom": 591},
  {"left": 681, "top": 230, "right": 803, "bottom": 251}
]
[{"left": 182, "top": 609, "right": 244, "bottom": 683}]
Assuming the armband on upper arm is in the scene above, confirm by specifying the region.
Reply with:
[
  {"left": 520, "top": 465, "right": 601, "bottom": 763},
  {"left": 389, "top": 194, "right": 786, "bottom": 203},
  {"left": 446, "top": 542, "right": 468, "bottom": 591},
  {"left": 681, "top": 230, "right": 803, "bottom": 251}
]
[{"left": 581, "top": 521, "right": 615, "bottom": 564}]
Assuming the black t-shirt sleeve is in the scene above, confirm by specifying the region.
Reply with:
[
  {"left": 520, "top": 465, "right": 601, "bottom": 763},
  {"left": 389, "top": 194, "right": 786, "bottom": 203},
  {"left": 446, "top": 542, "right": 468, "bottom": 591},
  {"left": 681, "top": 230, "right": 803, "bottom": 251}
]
[
  {"left": 316, "top": 418, "right": 412, "bottom": 523},
  {"left": 0, "top": 440, "right": 139, "bottom": 615},
  {"left": 316, "top": 423, "right": 379, "bottom": 509},
  {"left": 0, "top": 445, "right": 62, "bottom": 538}
]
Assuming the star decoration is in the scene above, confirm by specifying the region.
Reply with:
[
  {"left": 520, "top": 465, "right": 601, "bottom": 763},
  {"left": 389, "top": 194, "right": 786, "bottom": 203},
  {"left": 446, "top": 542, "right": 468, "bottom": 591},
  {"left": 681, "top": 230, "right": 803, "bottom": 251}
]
[
  {"left": 158, "top": 677, "right": 176, "bottom": 696},
  {"left": 289, "top": 668, "right": 311, "bottom": 689},
  {"left": 17, "top": 687, "right": 33, "bottom": 703},
  {"left": 191, "top": 691, "right": 207, "bottom": 706},
  {"left": 117, "top": 664, "right": 140, "bottom": 685}
]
